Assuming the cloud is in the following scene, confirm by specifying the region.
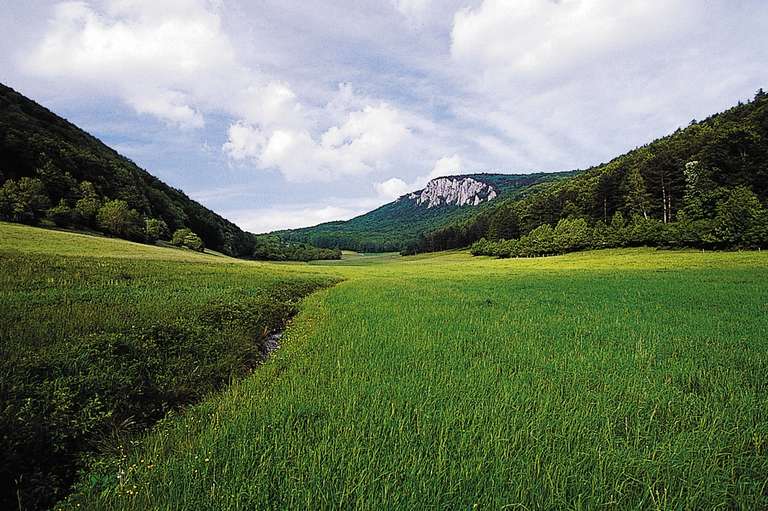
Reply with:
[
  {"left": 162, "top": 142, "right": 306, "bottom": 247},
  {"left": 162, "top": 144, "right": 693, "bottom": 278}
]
[
  {"left": 223, "top": 197, "right": 384, "bottom": 233},
  {"left": 451, "top": 0, "right": 695, "bottom": 87},
  {"left": 127, "top": 89, "right": 204, "bottom": 128},
  {"left": 222, "top": 121, "right": 266, "bottom": 161},
  {"left": 425, "top": 154, "right": 462, "bottom": 182},
  {"left": 445, "top": 0, "right": 768, "bottom": 173},
  {"left": 10, "top": 0, "right": 767, "bottom": 230},
  {"left": 25, "top": 0, "right": 240, "bottom": 128},
  {"left": 393, "top": 0, "right": 431, "bottom": 19},
  {"left": 225, "top": 103, "right": 411, "bottom": 182},
  {"left": 374, "top": 153, "right": 463, "bottom": 199},
  {"left": 374, "top": 177, "right": 411, "bottom": 200}
]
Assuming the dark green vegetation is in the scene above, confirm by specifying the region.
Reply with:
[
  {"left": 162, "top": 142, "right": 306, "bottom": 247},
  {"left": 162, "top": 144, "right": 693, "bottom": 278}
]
[
  {"left": 471, "top": 187, "right": 768, "bottom": 258},
  {"left": 253, "top": 235, "right": 341, "bottom": 261},
  {"left": 280, "top": 172, "right": 574, "bottom": 252},
  {"left": 61, "top": 249, "right": 768, "bottom": 510},
  {"left": 0, "top": 222, "right": 338, "bottom": 510},
  {"left": 0, "top": 83, "right": 338, "bottom": 262},
  {"left": 405, "top": 90, "right": 768, "bottom": 254}
]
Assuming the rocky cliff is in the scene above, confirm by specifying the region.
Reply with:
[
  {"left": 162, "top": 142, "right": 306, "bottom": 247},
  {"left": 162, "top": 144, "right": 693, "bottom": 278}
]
[{"left": 409, "top": 177, "right": 498, "bottom": 208}]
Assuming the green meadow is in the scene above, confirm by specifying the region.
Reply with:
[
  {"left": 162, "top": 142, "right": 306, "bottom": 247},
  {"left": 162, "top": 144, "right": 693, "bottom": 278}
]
[
  {"left": 2, "top": 222, "right": 767, "bottom": 509},
  {"left": 0, "top": 222, "right": 337, "bottom": 509}
]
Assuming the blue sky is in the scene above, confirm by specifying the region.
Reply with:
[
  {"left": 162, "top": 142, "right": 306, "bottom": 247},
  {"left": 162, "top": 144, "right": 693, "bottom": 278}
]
[{"left": 2, "top": 0, "right": 767, "bottom": 232}]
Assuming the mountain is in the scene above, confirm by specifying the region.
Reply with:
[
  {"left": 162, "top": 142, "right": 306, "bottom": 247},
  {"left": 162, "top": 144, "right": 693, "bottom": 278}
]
[
  {"left": 280, "top": 172, "right": 575, "bottom": 252},
  {"left": 412, "top": 89, "right": 768, "bottom": 254}
]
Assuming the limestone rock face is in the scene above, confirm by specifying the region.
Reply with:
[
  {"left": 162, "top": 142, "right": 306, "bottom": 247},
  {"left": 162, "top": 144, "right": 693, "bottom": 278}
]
[{"left": 414, "top": 177, "right": 498, "bottom": 208}]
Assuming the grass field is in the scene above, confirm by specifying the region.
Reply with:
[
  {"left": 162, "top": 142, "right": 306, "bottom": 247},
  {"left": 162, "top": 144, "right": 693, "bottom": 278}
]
[
  {"left": 2, "top": 223, "right": 767, "bottom": 509},
  {"left": 0, "top": 222, "right": 338, "bottom": 509}
]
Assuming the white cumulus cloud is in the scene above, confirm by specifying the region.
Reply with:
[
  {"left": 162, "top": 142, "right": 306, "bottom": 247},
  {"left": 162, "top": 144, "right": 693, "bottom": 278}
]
[
  {"left": 374, "top": 153, "right": 463, "bottom": 199},
  {"left": 225, "top": 103, "right": 411, "bottom": 182},
  {"left": 451, "top": 0, "right": 695, "bottom": 86},
  {"left": 25, "top": 0, "right": 240, "bottom": 128}
]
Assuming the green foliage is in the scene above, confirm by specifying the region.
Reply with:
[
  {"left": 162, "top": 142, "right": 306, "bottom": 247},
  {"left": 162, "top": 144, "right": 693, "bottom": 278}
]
[
  {"left": 74, "top": 181, "right": 101, "bottom": 227},
  {"left": 171, "top": 228, "right": 205, "bottom": 252},
  {"left": 713, "top": 186, "right": 765, "bottom": 246},
  {"left": 282, "top": 172, "right": 575, "bottom": 252},
  {"left": 471, "top": 206, "right": 768, "bottom": 258},
  {"left": 97, "top": 199, "right": 144, "bottom": 240},
  {"left": 0, "top": 176, "right": 50, "bottom": 223},
  {"left": 622, "top": 166, "right": 652, "bottom": 218},
  {"left": 253, "top": 235, "right": 341, "bottom": 261},
  {"left": 47, "top": 198, "right": 74, "bottom": 227},
  {"left": 144, "top": 217, "right": 169, "bottom": 242},
  {"left": 0, "top": 83, "right": 258, "bottom": 256}
]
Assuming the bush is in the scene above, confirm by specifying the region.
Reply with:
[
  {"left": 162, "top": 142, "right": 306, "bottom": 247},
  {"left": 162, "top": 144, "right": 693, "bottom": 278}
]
[
  {"left": 0, "top": 177, "right": 50, "bottom": 223},
  {"left": 145, "top": 218, "right": 170, "bottom": 242},
  {"left": 97, "top": 200, "right": 143, "bottom": 240},
  {"left": 171, "top": 228, "right": 205, "bottom": 252},
  {"left": 47, "top": 199, "right": 74, "bottom": 227}
]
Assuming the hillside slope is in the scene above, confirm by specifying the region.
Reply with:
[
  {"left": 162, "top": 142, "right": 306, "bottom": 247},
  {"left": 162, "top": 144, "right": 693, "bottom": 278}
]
[
  {"left": 0, "top": 83, "right": 254, "bottom": 255},
  {"left": 414, "top": 90, "right": 768, "bottom": 253},
  {"left": 280, "top": 171, "right": 575, "bottom": 252}
]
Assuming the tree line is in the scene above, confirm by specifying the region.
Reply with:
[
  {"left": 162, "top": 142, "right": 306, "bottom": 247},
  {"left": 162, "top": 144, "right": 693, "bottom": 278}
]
[
  {"left": 0, "top": 165, "right": 207, "bottom": 250},
  {"left": 404, "top": 89, "right": 768, "bottom": 256}
]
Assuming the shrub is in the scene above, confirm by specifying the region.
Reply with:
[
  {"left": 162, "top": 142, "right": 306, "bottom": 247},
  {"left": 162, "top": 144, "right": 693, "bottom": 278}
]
[
  {"left": 0, "top": 177, "right": 50, "bottom": 223},
  {"left": 145, "top": 218, "right": 170, "bottom": 242},
  {"left": 97, "top": 200, "right": 143, "bottom": 240},
  {"left": 171, "top": 228, "right": 205, "bottom": 252},
  {"left": 47, "top": 199, "right": 74, "bottom": 227}
]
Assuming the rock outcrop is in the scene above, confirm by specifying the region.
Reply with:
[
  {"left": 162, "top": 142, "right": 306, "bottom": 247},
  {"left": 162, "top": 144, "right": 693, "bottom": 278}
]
[{"left": 410, "top": 177, "right": 498, "bottom": 208}]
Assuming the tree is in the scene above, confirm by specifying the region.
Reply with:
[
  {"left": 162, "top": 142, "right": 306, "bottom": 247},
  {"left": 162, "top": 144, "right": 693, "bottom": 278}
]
[
  {"left": 681, "top": 161, "right": 719, "bottom": 220},
  {"left": 35, "top": 161, "right": 78, "bottom": 202},
  {"left": 74, "top": 181, "right": 101, "bottom": 227},
  {"left": 622, "top": 167, "right": 651, "bottom": 219},
  {"left": 46, "top": 199, "right": 73, "bottom": 227},
  {"left": 0, "top": 177, "right": 50, "bottom": 223},
  {"left": 97, "top": 199, "right": 143, "bottom": 239},
  {"left": 713, "top": 186, "right": 765, "bottom": 246},
  {"left": 553, "top": 218, "right": 591, "bottom": 253},
  {"left": 487, "top": 205, "right": 520, "bottom": 241},
  {"left": 145, "top": 218, "right": 169, "bottom": 241},
  {"left": 171, "top": 228, "right": 205, "bottom": 252}
]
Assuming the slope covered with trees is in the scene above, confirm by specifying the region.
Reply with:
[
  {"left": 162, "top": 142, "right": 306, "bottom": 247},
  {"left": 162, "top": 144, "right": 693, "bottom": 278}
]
[
  {"left": 280, "top": 172, "right": 575, "bottom": 252},
  {"left": 0, "top": 83, "right": 260, "bottom": 256},
  {"left": 409, "top": 90, "right": 768, "bottom": 255},
  {"left": 0, "top": 84, "right": 341, "bottom": 262}
]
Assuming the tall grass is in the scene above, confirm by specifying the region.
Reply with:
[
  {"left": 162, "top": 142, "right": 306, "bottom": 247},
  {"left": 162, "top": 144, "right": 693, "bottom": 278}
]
[
  {"left": 0, "top": 222, "right": 338, "bottom": 509},
  {"left": 61, "top": 247, "right": 768, "bottom": 509}
]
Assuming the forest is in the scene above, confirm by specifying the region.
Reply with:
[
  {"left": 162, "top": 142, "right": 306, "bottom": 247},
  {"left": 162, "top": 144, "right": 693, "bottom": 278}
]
[{"left": 404, "top": 90, "right": 768, "bottom": 255}]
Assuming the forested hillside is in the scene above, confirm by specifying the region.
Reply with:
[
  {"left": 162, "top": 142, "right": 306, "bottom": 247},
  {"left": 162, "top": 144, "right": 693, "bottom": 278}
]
[
  {"left": 0, "top": 84, "right": 341, "bottom": 261},
  {"left": 409, "top": 90, "right": 768, "bottom": 255},
  {"left": 0, "top": 84, "right": 260, "bottom": 255},
  {"left": 280, "top": 172, "right": 574, "bottom": 252}
]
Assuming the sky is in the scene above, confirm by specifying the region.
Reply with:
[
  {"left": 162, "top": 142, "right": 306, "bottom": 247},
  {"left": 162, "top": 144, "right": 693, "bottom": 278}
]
[{"left": 1, "top": 0, "right": 767, "bottom": 233}]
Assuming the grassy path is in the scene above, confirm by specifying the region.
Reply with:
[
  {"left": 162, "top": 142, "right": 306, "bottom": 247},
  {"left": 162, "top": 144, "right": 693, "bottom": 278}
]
[{"left": 64, "top": 249, "right": 768, "bottom": 510}]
